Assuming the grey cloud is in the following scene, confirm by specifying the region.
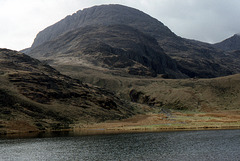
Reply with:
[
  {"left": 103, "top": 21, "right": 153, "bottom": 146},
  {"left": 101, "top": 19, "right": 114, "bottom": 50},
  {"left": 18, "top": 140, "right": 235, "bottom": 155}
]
[
  {"left": 139, "top": 0, "right": 240, "bottom": 43},
  {"left": 0, "top": 0, "right": 240, "bottom": 50}
]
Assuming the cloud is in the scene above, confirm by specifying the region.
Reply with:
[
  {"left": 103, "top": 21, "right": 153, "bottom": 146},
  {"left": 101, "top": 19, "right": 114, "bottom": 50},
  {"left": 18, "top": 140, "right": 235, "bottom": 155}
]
[
  {"left": 133, "top": 0, "right": 240, "bottom": 43},
  {"left": 0, "top": 0, "right": 240, "bottom": 50}
]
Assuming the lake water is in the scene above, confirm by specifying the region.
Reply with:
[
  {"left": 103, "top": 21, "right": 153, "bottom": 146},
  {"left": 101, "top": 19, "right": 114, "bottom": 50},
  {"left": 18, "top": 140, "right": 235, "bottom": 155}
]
[{"left": 0, "top": 129, "right": 240, "bottom": 161}]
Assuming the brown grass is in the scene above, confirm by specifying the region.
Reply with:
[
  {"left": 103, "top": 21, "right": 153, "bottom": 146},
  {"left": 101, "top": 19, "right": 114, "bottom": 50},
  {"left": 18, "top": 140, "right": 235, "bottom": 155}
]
[{"left": 72, "top": 110, "right": 240, "bottom": 135}]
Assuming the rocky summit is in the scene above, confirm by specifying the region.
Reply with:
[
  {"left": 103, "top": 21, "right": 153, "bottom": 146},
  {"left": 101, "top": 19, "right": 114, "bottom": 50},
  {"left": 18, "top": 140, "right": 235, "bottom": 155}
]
[
  {"left": 30, "top": 4, "right": 174, "bottom": 49},
  {"left": 214, "top": 34, "right": 240, "bottom": 51}
]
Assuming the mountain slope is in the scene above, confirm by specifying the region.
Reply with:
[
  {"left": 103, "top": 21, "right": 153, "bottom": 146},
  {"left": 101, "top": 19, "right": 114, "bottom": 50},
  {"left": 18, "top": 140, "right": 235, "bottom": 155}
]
[
  {"left": 25, "top": 4, "right": 240, "bottom": 78},
  {"left": 0, "top": 48, "right": 135, "bottom": 134},
  {"left": 126, "top": 74, "right": 240, "bottom": 111},
  {"left": 214, "top": 34, "right": 240, "bottom": 51},
  {"left": 28, "top": 25, "right": 185, "bottom": 78}
]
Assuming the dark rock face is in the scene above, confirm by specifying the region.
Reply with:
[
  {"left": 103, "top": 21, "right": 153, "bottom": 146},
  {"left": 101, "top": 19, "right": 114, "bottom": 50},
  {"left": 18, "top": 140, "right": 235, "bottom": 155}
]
[
  {"left": 214, "top": 34, "right": 240, "bottom": 51},
  {"left": 31, "top": 4, "right": 174, "bottom": 49},
  {"left": 25, "top": 4, "right": 240, "bottom": 78},
  {"left": 28, "top": 25, "right": 185, "bottom": 78}
]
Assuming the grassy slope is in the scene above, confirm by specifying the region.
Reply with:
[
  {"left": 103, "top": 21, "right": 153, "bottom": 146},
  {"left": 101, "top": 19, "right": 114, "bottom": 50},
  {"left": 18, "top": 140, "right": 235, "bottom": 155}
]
[
  {"left": 50, "top": 64, "right": 240, "bottom": 133},
  {"left": 129, "top": 74, "right": 240, "bottom": 111},
  {"left": 0, "top": 72, "right": 80, "bottom": 134},
  {"left": 0, "top": 49, "right": 137, "bottom": 135},
  {"left": 0, "top": 71, "right": 137, "bottom": 135},
  {"left": 56, "top": 64, "right": 240, "bottom": 112}
]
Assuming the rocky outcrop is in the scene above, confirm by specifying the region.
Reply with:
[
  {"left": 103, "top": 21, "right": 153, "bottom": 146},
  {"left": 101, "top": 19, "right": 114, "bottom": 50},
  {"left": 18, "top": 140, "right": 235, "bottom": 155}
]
[{"left": 214, "top": 34, "right": 240, "bottom": 51}]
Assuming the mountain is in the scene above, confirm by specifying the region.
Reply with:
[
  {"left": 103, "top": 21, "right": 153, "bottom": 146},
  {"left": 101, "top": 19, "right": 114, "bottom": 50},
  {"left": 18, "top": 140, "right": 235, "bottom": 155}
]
[
  {"left": 24, "top": 4, "right": 239, "bottom": 79},
  {"left": 0, "top": 48, "right": 136, "bottom": 134},
  {"left": 28, "top": 24, "right": 185, "bottom": 78},
  {"left": 214, "top": 34, "right": 240, "bottom": 51},
  {"left": 30, "top": 4, "right": 175, "bottom": 49}
]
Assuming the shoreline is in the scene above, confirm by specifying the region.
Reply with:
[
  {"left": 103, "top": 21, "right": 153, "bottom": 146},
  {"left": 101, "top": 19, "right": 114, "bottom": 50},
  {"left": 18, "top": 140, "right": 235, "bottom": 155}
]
[
  {"left": 72, "top": 125, "right": 240, "bottom": 136},
  {"left": 72, "top": 110, "right": 240, "bottom": 135},
  {"left": 1, "top": 110, "right": 240, "bottom": 138},
  {"left": 1, "top": 125, "right": 240, "bottom": 139}
]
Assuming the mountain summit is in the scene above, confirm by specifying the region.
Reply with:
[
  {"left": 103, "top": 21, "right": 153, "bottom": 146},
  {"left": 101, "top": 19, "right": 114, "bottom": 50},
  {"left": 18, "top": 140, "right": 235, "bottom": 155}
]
[
  {"left": 25, "top": 4, "right": 240, "bottom": 79},
  {"left": 31, "top": 4, "right": 175, "bottom": 48},
  {"left": 214, "top": 34, "right": 240, "bottom": 51},
  {"left": 27, "top": 4, "right": 186, "bottom": 78}
]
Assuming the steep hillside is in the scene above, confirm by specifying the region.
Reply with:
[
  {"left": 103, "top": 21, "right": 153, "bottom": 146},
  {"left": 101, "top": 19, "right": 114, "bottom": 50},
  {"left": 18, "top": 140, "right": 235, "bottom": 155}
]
[
  {"left": 214, "top": 34, "right": 240, "bottom": 51},
  {"left": 29, "top": 25, "right": 185, "bottom": 78},
  {"left": 25, "top": 4, "right": 240, "bottom": 78},
  {"left": 0, "top": 49, "right": 135, "bottom": 134}
]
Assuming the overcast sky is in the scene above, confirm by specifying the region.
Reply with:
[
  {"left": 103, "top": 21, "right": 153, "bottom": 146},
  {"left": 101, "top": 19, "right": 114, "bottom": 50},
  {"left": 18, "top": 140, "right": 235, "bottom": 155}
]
[{"left": 1, "top": 0, "right": 240, "bottom": 51}]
